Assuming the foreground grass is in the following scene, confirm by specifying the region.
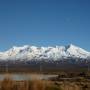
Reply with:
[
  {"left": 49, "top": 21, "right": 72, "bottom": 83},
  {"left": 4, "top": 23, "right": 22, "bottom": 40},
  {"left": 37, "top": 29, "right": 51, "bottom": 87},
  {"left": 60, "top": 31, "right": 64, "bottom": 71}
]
[
  {"left": 0, "top": 78, "right": 61, "bottom": 90},
  {"left": 0, "top": 77, "right": 90, "bottom": 90}
]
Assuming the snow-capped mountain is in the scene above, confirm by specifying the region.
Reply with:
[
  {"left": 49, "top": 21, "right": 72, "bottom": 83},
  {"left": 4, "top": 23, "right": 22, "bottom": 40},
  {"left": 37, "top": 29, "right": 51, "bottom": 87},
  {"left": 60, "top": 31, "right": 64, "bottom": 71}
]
[{"left": 0, "top": 44, "right": 90, "bottom": 61}]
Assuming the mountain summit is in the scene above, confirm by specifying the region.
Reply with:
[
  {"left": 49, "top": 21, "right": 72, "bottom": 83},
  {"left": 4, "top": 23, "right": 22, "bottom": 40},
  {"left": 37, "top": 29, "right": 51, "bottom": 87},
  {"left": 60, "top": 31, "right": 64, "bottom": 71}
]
[{"left": 0, "top": 44, "right": 90, "bottom": 61}]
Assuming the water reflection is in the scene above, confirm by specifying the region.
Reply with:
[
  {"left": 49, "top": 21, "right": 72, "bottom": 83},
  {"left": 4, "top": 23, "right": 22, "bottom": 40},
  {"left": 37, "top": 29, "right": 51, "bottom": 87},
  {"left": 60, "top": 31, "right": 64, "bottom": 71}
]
[{"left": 0, "top": 74, "right": 57, "bottom": 81}]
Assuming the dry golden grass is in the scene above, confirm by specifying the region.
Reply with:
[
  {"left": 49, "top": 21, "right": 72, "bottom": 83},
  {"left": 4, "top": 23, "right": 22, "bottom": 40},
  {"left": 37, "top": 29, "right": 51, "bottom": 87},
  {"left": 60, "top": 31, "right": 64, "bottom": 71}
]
[
  {"left": 0, "top": 77, "right": 61, "bottom": 90},
  {"left": 0, "top": 77, "right": 90, "bottom": 90}
]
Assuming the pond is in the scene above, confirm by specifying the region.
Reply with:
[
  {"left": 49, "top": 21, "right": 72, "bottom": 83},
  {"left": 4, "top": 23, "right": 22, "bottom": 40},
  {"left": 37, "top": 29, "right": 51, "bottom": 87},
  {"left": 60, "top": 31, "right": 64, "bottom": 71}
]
[{"left": 0, "top": 74, "right": 58, "bottom": 81}]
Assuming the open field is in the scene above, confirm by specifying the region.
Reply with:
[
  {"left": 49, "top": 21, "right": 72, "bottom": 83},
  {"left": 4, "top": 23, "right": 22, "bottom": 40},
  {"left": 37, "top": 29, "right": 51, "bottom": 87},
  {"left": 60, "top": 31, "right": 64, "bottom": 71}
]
[
  {"left": 0, "top": 61, "right": 90, "bottom": 90},
  {"left": 0, "top": 61, "right": 89, "bottom": 73}
]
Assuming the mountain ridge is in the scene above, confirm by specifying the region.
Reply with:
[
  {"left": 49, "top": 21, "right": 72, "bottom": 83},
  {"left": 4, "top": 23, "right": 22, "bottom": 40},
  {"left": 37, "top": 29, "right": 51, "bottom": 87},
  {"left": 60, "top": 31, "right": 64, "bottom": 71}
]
[{"left": 0, "top": 44, "right": 90, "bottom": 61}]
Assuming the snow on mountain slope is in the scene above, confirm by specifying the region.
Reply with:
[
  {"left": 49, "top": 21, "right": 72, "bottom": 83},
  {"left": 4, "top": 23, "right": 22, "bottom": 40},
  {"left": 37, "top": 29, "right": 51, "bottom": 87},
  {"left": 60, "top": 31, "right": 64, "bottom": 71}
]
[{"left": 0, "top": 44, "right": 90, "bottom": 61}]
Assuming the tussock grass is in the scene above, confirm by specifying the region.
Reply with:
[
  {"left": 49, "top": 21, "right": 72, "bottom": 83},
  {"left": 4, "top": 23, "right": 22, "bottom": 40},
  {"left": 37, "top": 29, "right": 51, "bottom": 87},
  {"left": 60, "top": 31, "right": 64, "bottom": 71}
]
[
  {"left": 0, "top": 77, "right": 61, "bottom": 90},
  {"left": 0, "top": 76, "right": 90, "bottom": 90}
]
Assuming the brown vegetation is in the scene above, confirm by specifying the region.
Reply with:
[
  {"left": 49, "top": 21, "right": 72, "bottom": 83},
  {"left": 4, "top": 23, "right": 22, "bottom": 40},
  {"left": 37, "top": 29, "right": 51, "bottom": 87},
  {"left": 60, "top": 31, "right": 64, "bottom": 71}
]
[
  {"left": 0, "top": 76, "right": 90, "bottom": 90},
  {"left": 0, "top": 77, "right": 62, "bottom": 90}
]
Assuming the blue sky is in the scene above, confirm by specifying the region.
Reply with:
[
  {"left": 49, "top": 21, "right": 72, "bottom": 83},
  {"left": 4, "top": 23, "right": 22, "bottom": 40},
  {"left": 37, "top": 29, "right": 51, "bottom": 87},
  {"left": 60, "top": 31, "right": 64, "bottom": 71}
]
[{"left": 0, "top": 0, "right": 90, "bottom": 51}]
